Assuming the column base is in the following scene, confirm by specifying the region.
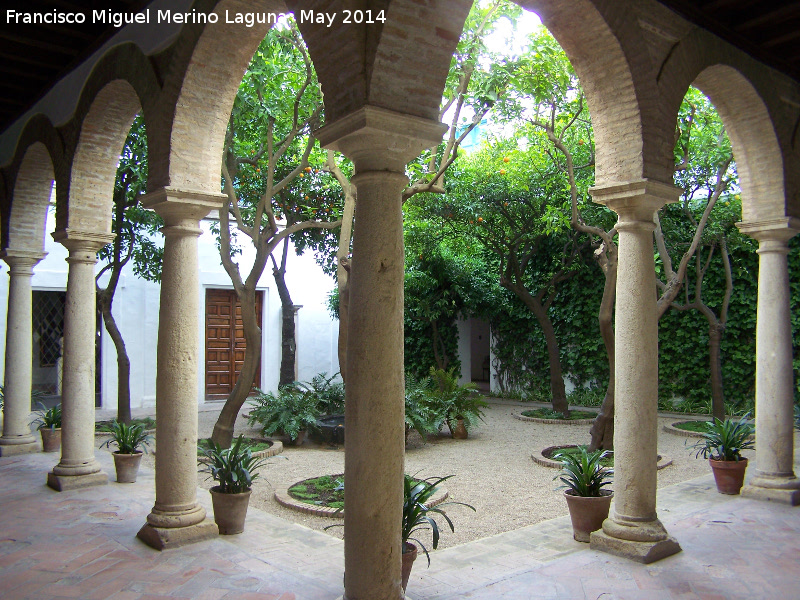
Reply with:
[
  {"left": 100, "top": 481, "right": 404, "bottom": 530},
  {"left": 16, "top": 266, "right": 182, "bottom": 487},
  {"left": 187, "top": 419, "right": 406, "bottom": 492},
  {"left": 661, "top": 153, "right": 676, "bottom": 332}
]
[
  {"left": 137, "top": 519, "right": 218, "bottom": 550},
  {"left": 741, "top": 482, "right": 800, "bottom": 506},
  {"left": 0, "top": 438, "right": 40, "bottom": 456},
  {"left": 47, "top": 470, "right": 108, "bottom": 491},
  {"left": 590, "top": 529, "right": 681, "bottom": 563}
]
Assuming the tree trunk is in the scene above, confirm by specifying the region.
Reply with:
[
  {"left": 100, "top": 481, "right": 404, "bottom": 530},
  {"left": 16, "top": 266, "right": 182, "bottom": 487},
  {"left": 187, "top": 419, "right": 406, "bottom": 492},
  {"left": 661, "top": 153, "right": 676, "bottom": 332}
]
[
  {"left": 274, "top": 264, "right": 297, "bottom": 387},
  {"left": 98, "top": 292, "right": 131, "bottom": 424},
  {"left": 588, "top": 261, "right": 617, "bottom": 450},
  {"left": 338, "top": 259, "right": 351, "bottom": 383},
  {"left": 211, "top": 286, "right": 262, "bottom": 448},
  {"left": 430, "top": 319, "right": 449, "bottom": 371},
  {"left": 708, "top": 322, "right": 725, "bottom": 421},
  {"left": 510, "top": 285, "right": 568, "bottom": 416}
]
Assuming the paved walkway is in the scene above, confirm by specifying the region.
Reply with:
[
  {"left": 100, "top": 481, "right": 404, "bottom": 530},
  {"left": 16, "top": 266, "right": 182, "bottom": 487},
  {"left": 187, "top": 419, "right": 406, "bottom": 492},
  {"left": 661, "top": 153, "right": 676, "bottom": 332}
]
[{"left": 1, "top": 449, "right": 799, "bottom": 599}]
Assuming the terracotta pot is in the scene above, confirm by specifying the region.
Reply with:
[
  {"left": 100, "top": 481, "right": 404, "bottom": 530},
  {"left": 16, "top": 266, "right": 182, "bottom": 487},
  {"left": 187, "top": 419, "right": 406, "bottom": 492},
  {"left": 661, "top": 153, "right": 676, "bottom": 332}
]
[
  {"left": 113, "top": 452, "right": 143, "bottom": 483},
  {"left": 401, "top": 542, "right": 418, "bottom": 592},
  {"left": 450, "top": 419, "right": 468, "bottom": 439},
  {"left": 210, "top": 486, "right": 252, "bottom": 534},
  {"left": 709, "top": 457, "right": 748, "bottom": 494},
  {"left": 40, "top": 428, "right": 61, "bottom": 452},
  {"left": 564, "top": 490, "right": 613, "bottom": 542}
]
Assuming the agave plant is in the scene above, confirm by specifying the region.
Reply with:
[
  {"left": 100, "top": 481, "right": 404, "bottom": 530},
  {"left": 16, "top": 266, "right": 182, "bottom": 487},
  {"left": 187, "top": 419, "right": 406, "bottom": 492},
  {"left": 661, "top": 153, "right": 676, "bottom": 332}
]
[
  {"left": 402, "top": 474, "right": 475, "bottom": 565},
  {"left": 691, "top": 413, "right": 754, "bottom": 461},
  {"left": 30, "top": 402, "right": 62, "bottom": 430},
  {"left": 198, "top": 434, "right": 267, "bottom": 494},
  {"left": 99, "top": 420, "right": 153, "bottom": 454},
  {"left": 553, "top": 446, "right": 613, "bottom": 497}
]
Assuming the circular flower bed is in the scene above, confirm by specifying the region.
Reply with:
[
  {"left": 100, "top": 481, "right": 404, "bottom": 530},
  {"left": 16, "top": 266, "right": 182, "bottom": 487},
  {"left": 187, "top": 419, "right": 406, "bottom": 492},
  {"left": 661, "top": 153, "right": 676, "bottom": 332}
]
[
  {"left": 662, "top": 420, "right": 709, "bottom": 437},
  {"left": 196, "top": 437, "right": 283, "bottom": 460},
  {"left": 513, "top": 409, "right": 597, "bottom": 425},
  {"left": 275, "top": 473, "right": 449, "bottom": 518},
  {"left": 532, "top": 444, "right": 673, "bottom": 470}
]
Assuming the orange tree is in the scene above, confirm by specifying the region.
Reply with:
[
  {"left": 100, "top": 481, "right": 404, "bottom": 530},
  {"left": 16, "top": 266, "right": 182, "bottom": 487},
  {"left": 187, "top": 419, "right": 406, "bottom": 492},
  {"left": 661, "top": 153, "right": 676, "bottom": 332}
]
[{"left": 418, "top": 134, "right": 592, "bottom": 416}]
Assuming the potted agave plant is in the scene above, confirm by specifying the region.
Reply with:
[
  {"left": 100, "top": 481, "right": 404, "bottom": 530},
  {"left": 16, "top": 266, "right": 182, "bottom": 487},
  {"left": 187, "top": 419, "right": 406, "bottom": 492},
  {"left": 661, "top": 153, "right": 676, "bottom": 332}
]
[
  {"left": 199, "top": 434, "right": 267, "bottom": 534},
  {"left": 691, "top": 413, "right": 754, "bottom": 494},
  {"left": 401, "top": 474, "right": 475, "bottom": 592},
  {"left": 31, "top": 403, "right": 62, "bottom": 452},
  {"left": 99, "top": 420, "right": 153, "bottom": 483},
  {"left": 554, "top": 446, "right": 614, "bottom": 542}
]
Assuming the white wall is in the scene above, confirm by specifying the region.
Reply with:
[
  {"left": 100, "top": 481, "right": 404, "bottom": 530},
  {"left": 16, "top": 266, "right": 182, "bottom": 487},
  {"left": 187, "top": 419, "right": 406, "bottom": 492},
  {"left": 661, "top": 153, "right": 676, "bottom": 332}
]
[{"left": 0, "top": 206, "right": 341, "bottom": 410}]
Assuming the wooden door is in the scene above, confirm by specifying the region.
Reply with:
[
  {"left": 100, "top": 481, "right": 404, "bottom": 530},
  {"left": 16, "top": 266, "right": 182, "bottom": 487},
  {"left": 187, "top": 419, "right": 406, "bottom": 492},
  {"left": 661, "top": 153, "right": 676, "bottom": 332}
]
[{"left": 205, "top": 289, "right": 263, "bottom": 399}]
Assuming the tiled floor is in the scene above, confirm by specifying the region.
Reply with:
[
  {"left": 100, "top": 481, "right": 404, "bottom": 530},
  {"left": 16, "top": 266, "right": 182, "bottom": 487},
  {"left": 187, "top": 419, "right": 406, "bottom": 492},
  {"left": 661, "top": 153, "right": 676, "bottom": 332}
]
[{"left": 1, "top": 448, "right": 799, "bottom": 599}]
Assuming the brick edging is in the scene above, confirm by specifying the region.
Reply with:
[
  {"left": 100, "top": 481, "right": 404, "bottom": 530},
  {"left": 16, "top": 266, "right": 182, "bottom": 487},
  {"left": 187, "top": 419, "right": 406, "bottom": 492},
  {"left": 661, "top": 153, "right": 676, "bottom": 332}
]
[
  {"left": 275, "top": 479, "right": 449, "bottom": 519},
  {"left": 662, "top": 421, "right": 706, "bottom": 438},
  {"left": 532, "top": 445, "right": 673, "bottom": 470},
  {"left": 512, "top": 413, "right": 596, "bottom": 426}
]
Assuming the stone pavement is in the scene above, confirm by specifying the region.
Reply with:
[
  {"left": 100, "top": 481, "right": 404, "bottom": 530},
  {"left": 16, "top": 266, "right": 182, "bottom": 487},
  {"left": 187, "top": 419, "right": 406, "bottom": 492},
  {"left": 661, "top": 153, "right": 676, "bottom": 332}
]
[{"left": 1, "top": 448, "right": 799, "bottom": 600}]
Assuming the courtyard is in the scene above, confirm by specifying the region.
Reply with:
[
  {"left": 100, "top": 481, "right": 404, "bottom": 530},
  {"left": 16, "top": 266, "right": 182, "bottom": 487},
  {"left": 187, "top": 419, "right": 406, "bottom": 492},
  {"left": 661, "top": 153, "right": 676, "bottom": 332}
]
[{"left": 1, "top": 399, "right": 798, "bottom": 599}]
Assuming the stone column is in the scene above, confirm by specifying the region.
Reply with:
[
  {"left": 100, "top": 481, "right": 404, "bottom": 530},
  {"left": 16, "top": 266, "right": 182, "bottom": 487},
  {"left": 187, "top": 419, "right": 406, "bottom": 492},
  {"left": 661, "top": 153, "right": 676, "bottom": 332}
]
[
  {"left": 48, "top": 231, "right": 114, "bottom": 491},
  {"left": 317, "top": 106, "right": 446, "bottom": 600},
  {"left": 737, "top": 218, "right": 800, "bottom": 506},
  {"left": 0, "top": 250, "right": 45, "bottom": 456},
  {"left": 589, "top": 180, "right": 682, "bottom": 563},
  {"left": 136, "top": 187, "right": 223, "bottom": 550}
]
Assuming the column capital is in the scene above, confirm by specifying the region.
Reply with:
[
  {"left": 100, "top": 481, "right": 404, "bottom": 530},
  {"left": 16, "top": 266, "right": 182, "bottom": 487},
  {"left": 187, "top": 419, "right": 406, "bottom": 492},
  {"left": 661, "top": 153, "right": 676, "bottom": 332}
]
[
  {"left": 52, "top": 229, "right": 115, "bottom": 255},
  {"left": 590, "top": 179, "right": 681, "bottom": 228},
  {"left": 316, "top": 105, "right": 447, "bottom": 172},
  {"left": 1, "top": 249, "right": 46, "bottom": 270},
  {"left": 141, "top": 187, "right": 226, "bottom": 225},
  {"left": 736, "top": 217, "right": 800, "bottom": 245}
]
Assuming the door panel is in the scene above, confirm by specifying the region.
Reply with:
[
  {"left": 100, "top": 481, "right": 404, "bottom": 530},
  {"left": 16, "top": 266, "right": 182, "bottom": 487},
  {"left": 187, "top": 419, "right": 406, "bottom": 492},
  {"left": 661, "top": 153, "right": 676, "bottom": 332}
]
[{"left": 205, "top": 289, "right": 262, "bottom": 399}]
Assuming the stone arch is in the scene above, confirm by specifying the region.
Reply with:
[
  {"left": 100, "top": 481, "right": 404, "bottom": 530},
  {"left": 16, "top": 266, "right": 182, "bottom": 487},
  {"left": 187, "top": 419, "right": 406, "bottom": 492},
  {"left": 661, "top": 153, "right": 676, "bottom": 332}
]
[
  {"left": 3, "top": 114, "right": 64, "bottom": 251},
  {"left": 58, "top": 43, "right": 158, "bottom": 234},
  {"left": 155, "top": 0, "right": 286, "bottom": 193}
]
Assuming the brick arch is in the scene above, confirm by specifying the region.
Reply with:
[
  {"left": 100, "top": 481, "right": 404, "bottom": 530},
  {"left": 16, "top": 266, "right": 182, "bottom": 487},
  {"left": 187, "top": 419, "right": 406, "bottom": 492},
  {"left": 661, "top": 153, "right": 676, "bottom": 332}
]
[
  {"left": 514, "top": 0, "right": 661, "bottom": 186},
  {"left": 692, "top": 66, "right": 785, "bottom": 223},
  {"left": 286, "top": 0, "right": 367, "bottom": 124},
  {"left": 156, "top": 0, "right": 285, "bottom": 194},
  {"left": 2, "top": 114, "right": 64, "bottom": 251},
  {"left": 64, "top": 79, "right": 142, "bottom": 235},
  {"left": 656, "top": 25, "right": 792, "bottom": 222},
  {"left": 59, "top": 42, "right": 159, "bottom": 233}
]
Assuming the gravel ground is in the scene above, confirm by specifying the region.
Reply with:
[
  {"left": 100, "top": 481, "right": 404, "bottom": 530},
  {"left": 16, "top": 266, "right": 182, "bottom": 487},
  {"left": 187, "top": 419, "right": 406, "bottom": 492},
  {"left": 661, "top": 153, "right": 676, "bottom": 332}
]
[{"left": 138, "top": 398, "right": 750, "bottom": 550}]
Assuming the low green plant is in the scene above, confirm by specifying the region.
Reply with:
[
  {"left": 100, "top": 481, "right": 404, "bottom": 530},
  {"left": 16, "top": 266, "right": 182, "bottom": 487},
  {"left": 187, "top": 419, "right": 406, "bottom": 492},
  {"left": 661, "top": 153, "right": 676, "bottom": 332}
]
[
  {"left": 247, "top": 385, "right": 321, "bottom": 441},
  {"left": 672, "top": 420, "right": 711, "bottom": 433},
  {"left": 795, "top": 404, "right": 800, "bottom": 432},
  {"left": 299, "top": 372, "right": 345, "bottom": 416},
  {"left": 427, "top": 367, "right": 488, "bottom": 432},
  {"left": 404, "top": 374, "right": 439, "bottom": 442},
  {"left": 521, "top": 408, "right": 596, "bottom": 421},
  {"left": 198, "top": 434, "right": 267, "bottom": 494},
  {"left": 690, "top": 414, "right": 755, "bottom": 462},
  {"left": 30, "top": 402, "right": 62, "bottom": 430},
  {"left": 675, "top": 397, "right": 713, "bottom": 415},
  {"left": 567, "top": 386, "right": 605, "bottom": 407},
  {"left": 553, "top": 446, "right": 613, "bottom": 497},
  {"left": 289, "top": 474, "right": 345, "bottom": 508},
  {"left": 99, "top": 420, "right": 153, "bottom": 454},
  {"left": 402, "top": 474, "right": 475, "bottom": 565}
]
